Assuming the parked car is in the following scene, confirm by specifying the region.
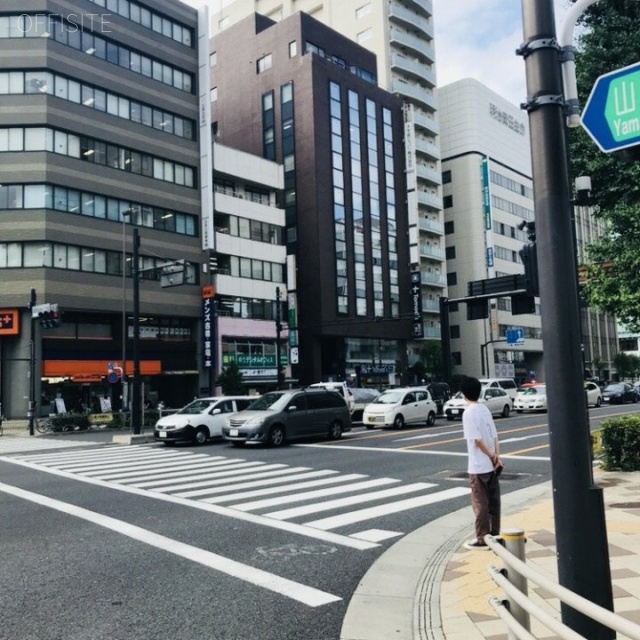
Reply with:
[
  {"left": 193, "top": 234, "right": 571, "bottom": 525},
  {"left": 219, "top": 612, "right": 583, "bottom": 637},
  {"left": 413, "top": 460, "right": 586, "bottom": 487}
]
[
  {"left": 602, "top": 382, "right": 638, "bottom": 404},
  {"left": 584, "top": 381, "right": 603, "bottom": 407},
  {"left": 350, "top": 387, "right": 380, "bottom": 421},
  {"left": 478, "top": 377, "right": 519, "bottom": 401},
  {"left": 444, "top": 387, "right": 512, "bottom": 421},
  {"left": 362, "top": 387, "right": 437, "bottom": 430},
  {"left": 308, "top": 382, "right": 355, "bottom": 414},
  {"left": 222, "top": 388, "right": 352, "bottom": 447},
  {"left": 514, "top": 384, "right": 548, "bottom": 413},
  {"left": 426, "top": 382, "right": 452, "bottom": 415},
  {"left": 154, "top": 396, "right": 253, "bottom": 445}
]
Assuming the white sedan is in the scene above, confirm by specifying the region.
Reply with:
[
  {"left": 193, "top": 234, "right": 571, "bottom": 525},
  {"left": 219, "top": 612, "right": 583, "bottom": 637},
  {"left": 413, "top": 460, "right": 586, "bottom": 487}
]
[
  {"left": 584, "top": 381, "right": 603, "bottom": 408},
  {"left": 443, "top": 387, "right": 512, "bottom": 421},
  {"left": 514, "top": 385, "right": 547, "bottom": 413}
]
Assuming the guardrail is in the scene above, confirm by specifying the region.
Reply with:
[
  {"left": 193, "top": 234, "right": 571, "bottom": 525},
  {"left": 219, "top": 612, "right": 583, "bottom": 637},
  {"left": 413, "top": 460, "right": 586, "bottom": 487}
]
[{"left": 486, "top": 528, "right": 640, "bottom": 640}]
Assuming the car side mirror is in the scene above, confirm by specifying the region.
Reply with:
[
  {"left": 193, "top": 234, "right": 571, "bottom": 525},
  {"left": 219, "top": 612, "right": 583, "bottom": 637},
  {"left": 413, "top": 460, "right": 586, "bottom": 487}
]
[
  {"left": 210, "top": 408, "right": 221, "bottom": 415},
  {"left": 288, "top": 405, "right": 297, "bottom": 412}
]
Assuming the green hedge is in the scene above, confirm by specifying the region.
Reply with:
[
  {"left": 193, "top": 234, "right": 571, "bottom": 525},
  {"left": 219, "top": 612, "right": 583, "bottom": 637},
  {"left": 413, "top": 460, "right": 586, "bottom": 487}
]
[
  {"left": 600, "top": 416, "right": 640, "bottom": 471},
  {"left": 50, "top": 414, "right": 90, "bottom": 432}
]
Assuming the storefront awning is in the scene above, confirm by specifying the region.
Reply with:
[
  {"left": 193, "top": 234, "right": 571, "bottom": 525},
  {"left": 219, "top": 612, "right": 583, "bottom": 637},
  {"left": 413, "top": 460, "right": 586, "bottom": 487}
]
[{"left": 43, "top": 360, "right": 162, "bottom": 377}]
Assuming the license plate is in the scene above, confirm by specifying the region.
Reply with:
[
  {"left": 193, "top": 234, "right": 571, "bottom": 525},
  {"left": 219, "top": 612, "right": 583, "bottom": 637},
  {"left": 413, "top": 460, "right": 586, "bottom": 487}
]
[
  {"left": 159, "top": 432, "right": 167, "bottom": 438},
  {"left": 229, "top": 428, "right": 239, "bottom": 437},
  {"left": 452, "top": 409, "right": 460, "bottom": 415}
]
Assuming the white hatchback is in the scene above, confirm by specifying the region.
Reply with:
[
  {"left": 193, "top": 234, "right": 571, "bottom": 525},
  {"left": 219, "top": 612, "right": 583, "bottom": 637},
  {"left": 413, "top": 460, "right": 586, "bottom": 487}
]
[
  {"left": 444, "top": 387, "right": 513, "bottom": 421},
  {"left": 514, "top": 384, "right": 547, "bottom": 413},
  {"left": 363, "top": 388, "right": 437, "bottom": 430}
]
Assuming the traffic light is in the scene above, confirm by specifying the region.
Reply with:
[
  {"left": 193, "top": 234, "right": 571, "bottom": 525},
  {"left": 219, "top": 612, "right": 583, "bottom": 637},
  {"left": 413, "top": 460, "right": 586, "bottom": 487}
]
[
  {"left": 517, "top": 221, "right": 539, "bottom": 297},
  {"left": 38, "top": 308, "right": 62, "bottom": 329}
]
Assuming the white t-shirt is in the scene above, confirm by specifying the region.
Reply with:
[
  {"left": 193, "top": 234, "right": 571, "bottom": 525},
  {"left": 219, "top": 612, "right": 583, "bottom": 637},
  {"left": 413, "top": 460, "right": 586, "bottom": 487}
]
[{"left": 463, "top": 402, "right": 498, "bottom": 474}]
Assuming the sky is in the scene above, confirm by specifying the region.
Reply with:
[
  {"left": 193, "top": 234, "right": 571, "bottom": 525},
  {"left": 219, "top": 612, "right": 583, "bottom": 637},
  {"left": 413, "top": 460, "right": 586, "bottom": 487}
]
[{"left": 181, "top": 0, "right": 574, "bottom": 107}]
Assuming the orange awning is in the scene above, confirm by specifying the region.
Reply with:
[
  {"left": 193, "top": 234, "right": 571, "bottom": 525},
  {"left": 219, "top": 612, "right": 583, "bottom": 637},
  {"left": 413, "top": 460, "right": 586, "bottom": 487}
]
[{"left": 43, "top": 360, "right": 162, "bottom": 377}]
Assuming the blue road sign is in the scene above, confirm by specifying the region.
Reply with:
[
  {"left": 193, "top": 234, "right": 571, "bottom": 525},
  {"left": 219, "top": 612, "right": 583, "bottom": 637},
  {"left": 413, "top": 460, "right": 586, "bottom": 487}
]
[
  {"left": 581, "top": 62, "right": 640, "bottom": 153},
  {"left": 506, "top": 328, "right": 525, "bottom": 346}
]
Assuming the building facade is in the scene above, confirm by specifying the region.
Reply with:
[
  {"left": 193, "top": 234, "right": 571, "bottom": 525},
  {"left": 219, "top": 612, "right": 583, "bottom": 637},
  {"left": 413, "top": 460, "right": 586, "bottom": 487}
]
[
  {"left": 439, "top": 79, "right": 544, "bottom": 382},
  {"left": 0, "top": 0, "right": 205, "bottom": 417},
  {"left": 211, "top": 12, "right": 414, "bottom": 386},
  {"left": 211, "top": 0, "right": 445, "bottom": 352}
]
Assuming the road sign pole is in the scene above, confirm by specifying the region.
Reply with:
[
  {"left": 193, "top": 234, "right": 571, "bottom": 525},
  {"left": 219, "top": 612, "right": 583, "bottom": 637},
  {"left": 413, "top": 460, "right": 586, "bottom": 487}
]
[{"left": 521, "top": 3, "right": 614, "bottom": 638}]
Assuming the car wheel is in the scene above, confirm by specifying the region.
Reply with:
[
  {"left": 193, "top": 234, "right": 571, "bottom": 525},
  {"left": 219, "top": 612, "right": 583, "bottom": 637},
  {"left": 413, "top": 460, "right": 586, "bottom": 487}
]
[
  {"left": 596, "top": 397, "right": 602, "bottom": 407},
  {"left": 393, "top": 414, "right": 405, "bottom": 429},
  {"left": 231, "top": 441, "right": 245, "bottom": 447},
  {"left": 328, "top": 420, "right": 343, "bottom": 440},
  {"left": 426, "top": 411, "right": 436, "bottom": 426},
  {"left": 268, "top": 425, "right": 286, "bottom": 447},
  {"left": 194, "top": 426, "right": 209, "bottom": 445},
  {"left": 502, "top": 405, "right": 511, "bottom": 418}
]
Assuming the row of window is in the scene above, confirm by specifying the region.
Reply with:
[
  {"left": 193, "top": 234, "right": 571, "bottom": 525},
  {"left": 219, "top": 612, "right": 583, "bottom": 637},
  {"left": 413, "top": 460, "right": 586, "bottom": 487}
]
[
  {"left": 0, "top": 70, "right": 195, "bottom": 140},
  {"left": 217, "top": 255, "right": 284, "bottom": 284},
  {"left": 492, "top": 194, "right": 534, "bottom": 221},
  {"left": 305, "top": 41, "right": 377, "bottom": 84},
  {"left": 217, "top": 300, "right": 280, "bottom": 322},
  {"left": 0, "top": 15, "right": 193, "bottom": 93},
  {"left": 493, "top": 245, "right": 521, "bottom": 264},
  {"left": 85, "top": 0, "right": 193, "bottom": 46},
  {"left": 490, "top": 170, "right": 533, "bottom": 199},
  {"left": 0, "top": 241, "right": 199, "bottom": 284},
  {"left": 215, "top": 213, "right": 282, "bottom": 245},
  {"left": 0, "top": 184, "right": 197, "bottom": 236},
  {"left": 0, "top": 127, "right": 196, "bottom": 188},
  {"left": 494, "top": 221, "right": 527, "bottom": 242}
]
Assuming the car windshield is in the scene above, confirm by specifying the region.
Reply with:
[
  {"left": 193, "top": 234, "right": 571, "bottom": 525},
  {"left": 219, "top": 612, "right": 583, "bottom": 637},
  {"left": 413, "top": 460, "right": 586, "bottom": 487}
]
[
  {"left": 351, "top": 388, "right": 379, "bottom": 401},
  {"left": 451, "top": 391, "right": 464, "bottom": 400},
  {"left": 604, "top": 384, "right": 624, "bottom": 392},
  {"left": 522, "top": 386, "right": 546, "bottom": 395},
  {"left": 247, "top": 392, "right": 292, "bottom": 411},
  {"left": 372, "top": 391, "right": 404, "bottom": 404},
  {"left": 177, "top": 399, "right": 213, "bottom": 415}
]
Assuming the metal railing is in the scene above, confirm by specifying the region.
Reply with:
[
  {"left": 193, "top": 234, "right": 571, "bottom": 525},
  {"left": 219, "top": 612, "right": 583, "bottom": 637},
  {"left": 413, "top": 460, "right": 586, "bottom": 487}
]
[{"left": 486, "top": 528, "right": 640, "bottom": 639}]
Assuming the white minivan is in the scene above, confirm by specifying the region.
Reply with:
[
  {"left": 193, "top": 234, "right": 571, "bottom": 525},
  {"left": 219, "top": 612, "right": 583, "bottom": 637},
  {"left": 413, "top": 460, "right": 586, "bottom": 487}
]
[
  {"left": 478, "top": 378, "right": 519, "bottom": 402},
  {"left": 309, "top": 382, "right": 355, "bottom": 414}
]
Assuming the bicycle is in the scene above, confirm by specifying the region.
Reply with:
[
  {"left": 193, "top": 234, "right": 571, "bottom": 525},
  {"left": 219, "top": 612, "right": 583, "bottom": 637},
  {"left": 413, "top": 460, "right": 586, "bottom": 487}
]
[{"left": 35, "top": 417, "right": 54, "bottom": 433}]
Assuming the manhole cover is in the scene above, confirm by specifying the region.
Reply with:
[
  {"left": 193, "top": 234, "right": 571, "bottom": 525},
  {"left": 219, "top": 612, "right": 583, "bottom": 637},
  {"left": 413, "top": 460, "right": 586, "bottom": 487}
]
[{"left": 610, "top": 502, "right": 640, "bottom": 509}]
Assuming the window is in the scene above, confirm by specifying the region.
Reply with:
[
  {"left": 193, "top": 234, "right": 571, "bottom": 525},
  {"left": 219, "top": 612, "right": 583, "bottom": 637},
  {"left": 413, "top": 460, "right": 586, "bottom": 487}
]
[
  {"left": 447, "top": 272, "right": 457, "bottom": 286},
  {"left": 357, "top": 28, "right": 372, "bottom": 43},
  {"left": 450, "top": 325, "right": 461, "bottom": 339},
  {"left": 210, "top": 87, "right": 217, "bottom": 102},
  {"left": 209, "top": 51, "right": 217, "bottom": 66},
  {"left": 442, "top": 169, "right": 452, "bottom": 184},
  {"left": 288, "top": 41, "right": 297, "bottom": 57},
  {"left": 445, "top": 246, "right": 456, "bottom": 260},
  {"left": 356, "top": 3, "right": 372, "bottom": 18},
  {"left": 444, "top": 221, "right": 454, "bottom": 235},
  {"left": 443, "top": 195, "right": 453, "bottom": 208},
  {"left": 257, "top": 54, "right": 272, "bottom": 74}
]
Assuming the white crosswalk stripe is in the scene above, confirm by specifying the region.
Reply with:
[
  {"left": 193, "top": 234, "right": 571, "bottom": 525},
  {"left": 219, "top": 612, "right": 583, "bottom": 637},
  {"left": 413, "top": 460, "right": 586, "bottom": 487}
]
[
  {"left": 0, "top": 436, "right": 104, "bottom": 455},
  {"left": 7, "top": 445, "right": 470, "bottom": 538}
]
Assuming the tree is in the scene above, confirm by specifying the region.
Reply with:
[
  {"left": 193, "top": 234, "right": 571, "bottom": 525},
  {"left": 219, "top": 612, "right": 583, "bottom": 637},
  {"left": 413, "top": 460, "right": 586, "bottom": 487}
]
[
  {"left": 215, "top": 361, "right": 245, "bottom": 395},
  {"left": 408, "top": 341, "right": 443, "bottom": 383},
  {"left": 613, "top": 351, "right": 640, "bottom": 380},
  {"left": 568, "top": 1, "right": 640, "bottom": 329}
]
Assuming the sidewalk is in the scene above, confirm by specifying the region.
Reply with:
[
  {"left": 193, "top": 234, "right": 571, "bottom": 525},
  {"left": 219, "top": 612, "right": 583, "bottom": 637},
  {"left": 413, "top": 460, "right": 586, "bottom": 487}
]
[{"left": 341, "top": 470, "right": 640, "bottom": 640}]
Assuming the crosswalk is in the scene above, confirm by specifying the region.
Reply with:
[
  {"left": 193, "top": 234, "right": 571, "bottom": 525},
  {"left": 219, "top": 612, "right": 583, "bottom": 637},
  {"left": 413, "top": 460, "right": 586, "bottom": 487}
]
[
  {"left": 3, "top": 445, "right": 470, "bottom": 541},
  {"left": 0, "top": 435, "right": 104, "bottom": 455}
]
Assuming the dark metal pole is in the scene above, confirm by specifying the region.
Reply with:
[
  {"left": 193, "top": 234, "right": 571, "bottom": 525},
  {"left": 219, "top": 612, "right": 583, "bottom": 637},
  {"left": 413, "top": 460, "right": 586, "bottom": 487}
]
[
  {"left": 275, "top": 286, "right": 282, "bottom": 389},
  {"left": 520, "top": 3, "right": 613, "bottom": 637},
  {"left": 28, "top": 288, "right": 36, "bottom": 436},
  {"left": 439, "top": 296, "right": 451, "bottom": 385},
  {"left": 131, "top": 228, "right": 142, "bottom": 435}
]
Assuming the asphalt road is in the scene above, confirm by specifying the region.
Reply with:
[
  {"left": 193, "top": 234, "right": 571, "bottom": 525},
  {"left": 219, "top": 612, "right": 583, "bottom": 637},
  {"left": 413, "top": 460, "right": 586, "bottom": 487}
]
[{"left": 0, "top": 401, "right": 635, "bottom": 640}]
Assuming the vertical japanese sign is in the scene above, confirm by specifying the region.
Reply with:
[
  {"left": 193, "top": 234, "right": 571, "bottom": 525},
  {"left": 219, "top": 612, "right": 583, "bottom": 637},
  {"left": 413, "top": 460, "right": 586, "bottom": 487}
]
[
  {"left": 410, "top": 271, "right": 423, "bottom": 338},
  {"left": 202, "top": 286, "right": 214, "bottom": 369}
]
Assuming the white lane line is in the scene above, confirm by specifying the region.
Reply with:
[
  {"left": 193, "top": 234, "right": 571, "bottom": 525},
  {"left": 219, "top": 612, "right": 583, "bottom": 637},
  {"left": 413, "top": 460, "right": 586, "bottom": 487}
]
[
  {"left": 0, "top": 458, "right": 377, "bottom": 550},
  {"left": 297, "top": 444, "right": 551, "bottom": 461},
  {"left": 0, "top": 481, "right": 341, "bottom": 608},
  {"left": 132, "top": 466, "right": 316, "bottom": 490},
  {"left": 50, "top": 450, "right": 185, "bottom": 468},
  {"left": 500, "top": 433, "right": 547, "bottom": 444},
  {"left": 56, "top": 453, "right": 212, "bottom": 474},
  {"left": 395, "top": 429, "right": 463, "bottom": 442},
  {"left": 153, "top": 463, "right": 288, "bottom": 493},
  {"left": 201, "top": 469, "right": 344, "bottom": 504},
  {"left": 233, "top": 478, "right": 399, "bottom": 512},
  {"left": 267, "top": 482, "right": 436, "bottom": 520},
  {"left": 99, "top": 459, "right": 248, "bottom": 482},
  {"left": 307, "top": 486, "right": 471, "bottom": 531}
]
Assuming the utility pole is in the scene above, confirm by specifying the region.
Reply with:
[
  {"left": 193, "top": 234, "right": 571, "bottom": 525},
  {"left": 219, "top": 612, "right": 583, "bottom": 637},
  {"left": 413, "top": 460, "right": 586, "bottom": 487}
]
[
  {"left": 275, "top": 287, "right": 283, "bottom": 389},
  {"left": 520, "top": 2, "right": 613, "bottom": 637},
  {"left": 131, "top": 227, "right": 142, "bottom": 436},
  {"left": 28, "top": 288, "right": 36, "bottom": 436}
]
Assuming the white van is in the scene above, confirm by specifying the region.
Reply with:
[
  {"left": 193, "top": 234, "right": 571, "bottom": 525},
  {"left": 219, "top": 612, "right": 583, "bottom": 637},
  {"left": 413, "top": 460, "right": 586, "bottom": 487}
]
[
  {"left": 309, "top": 382, "right": 355, "bottom": 414},
  {"left": 478, "top": 378, "right": 519, "bottom": 401}
]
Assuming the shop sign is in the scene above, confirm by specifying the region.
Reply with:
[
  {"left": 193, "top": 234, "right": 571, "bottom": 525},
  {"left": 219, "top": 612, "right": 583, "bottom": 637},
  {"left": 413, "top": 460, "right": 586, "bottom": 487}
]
[
  {"left": 0, "top": 309, "right": 19, "bottom": 336},
  {"left": 202, "top": 291, "right": 213, "bottom": 369}
]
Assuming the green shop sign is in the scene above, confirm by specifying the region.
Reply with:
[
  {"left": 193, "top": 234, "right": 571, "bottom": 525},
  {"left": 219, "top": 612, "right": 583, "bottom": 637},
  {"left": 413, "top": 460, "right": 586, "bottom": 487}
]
[{"left": 222, "top": 353, "right": 288, "bottom": 368}]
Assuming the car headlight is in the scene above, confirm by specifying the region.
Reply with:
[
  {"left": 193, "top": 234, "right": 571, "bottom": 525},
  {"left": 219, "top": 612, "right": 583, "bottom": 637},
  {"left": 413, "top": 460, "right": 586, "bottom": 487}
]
[{"left": 245, "top": 416, "right": 265, "bottom": 427}]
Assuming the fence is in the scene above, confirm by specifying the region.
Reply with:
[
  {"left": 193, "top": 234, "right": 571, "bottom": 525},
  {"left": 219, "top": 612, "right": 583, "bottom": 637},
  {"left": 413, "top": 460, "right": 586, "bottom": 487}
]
[{"left": 486, "top": 528, "right": 640, "bottom": 639}]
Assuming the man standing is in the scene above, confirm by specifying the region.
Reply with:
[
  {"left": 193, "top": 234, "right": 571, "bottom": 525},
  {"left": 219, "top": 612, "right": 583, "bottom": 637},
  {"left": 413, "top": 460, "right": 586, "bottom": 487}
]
[{"left": 461, "top": 376, "right": 502, "bottom": 550}]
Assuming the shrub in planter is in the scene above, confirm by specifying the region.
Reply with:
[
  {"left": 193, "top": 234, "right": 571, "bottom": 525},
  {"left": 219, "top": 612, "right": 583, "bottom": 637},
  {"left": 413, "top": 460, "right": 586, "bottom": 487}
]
[
  {"left": 600, "top": 416, "right": 640, "bottom": 471},
  {"left": 50, "top": 414, "right": 90, "bottom": 432}
]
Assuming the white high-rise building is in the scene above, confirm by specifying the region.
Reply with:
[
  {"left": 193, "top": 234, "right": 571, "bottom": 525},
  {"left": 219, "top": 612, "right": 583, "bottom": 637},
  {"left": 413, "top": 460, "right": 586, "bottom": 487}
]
[{"left": 210, "top": 0, "right": 445, "bottom": 346}]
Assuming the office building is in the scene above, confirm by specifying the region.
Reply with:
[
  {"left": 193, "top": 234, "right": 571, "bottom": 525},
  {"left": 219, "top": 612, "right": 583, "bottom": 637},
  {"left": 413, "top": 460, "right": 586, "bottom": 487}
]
[{"left": 211, "top": 12, "right": 415, "bottom": 385}]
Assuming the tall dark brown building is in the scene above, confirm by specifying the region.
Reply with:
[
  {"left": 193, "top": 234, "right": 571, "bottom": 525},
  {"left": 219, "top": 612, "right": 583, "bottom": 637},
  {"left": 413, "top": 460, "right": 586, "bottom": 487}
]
[{"left": 212, "top": 11, "right": 415, "bottom": 385}]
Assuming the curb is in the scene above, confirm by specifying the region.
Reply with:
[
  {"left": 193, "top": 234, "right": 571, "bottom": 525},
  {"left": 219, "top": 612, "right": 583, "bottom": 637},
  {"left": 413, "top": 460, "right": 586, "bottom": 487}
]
[{"left": 340, "top": 480, "right": 552, "bottom": 640}]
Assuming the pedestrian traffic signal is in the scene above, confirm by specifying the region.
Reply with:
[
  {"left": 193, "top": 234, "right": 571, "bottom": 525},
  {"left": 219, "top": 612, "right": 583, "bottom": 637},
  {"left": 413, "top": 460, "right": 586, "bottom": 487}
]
[{"left": 519, "top": 242, "right": 539, "bottom": 297}]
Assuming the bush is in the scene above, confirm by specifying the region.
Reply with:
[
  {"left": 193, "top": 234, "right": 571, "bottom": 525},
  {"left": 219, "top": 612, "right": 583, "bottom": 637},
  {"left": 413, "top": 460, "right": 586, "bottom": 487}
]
[
  {"left": 600, "top": 416, "right": 640, "bottom": 471},
  {"left": 50, "top": 414, "right": 90, "bottom": 432}
]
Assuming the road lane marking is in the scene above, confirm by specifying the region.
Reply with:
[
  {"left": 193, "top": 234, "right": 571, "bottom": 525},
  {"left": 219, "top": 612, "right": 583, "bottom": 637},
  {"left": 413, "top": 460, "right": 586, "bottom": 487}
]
[
  {"left": 267, "top": 483, "right": 436, "bottom": 520},
  {"left": 53, "top": 450, "right": 198, "bottom": 471},
  {"left": 306, "top": 487, "right": 471, "bottom": 531},
  {"left": 500, "top": 433, "right": 548, "bottom": 444},
  {"left": 99, "top": 458, "right": 251, "bottom": 482},
  {"left": 395, "top": 429, "right": 463, "bottom": 442},
  {"left": 0, "top": 457, "right": 379, "bottom": 550},
  {"left": 0, "top": 481, "right": 341, "bottom": 607},
  {"left": 507, "top": 443, "right": 550, "bottom": 456}
]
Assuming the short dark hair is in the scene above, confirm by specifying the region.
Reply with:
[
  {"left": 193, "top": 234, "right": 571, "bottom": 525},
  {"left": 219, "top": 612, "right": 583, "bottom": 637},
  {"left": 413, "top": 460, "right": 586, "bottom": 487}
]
[{"left": 460, "top": 376, "right": 481, "bottom": 402}]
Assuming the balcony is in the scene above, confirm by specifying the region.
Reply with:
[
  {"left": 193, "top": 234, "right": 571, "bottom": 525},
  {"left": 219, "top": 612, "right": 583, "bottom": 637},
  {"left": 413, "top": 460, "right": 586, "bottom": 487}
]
[
  {"left": 417, "top": 190, "right": 442, "bottom": 211},
  {"left": 423, "top": 326, "right": 441, "bottom": 339},
  {"left": 411, "top": 109, "right": 439, "bottom": 135},
  {"left": 415, "top": 136, "right": 440, "bottom": 161},
  {"left": 416, "top": 163, "right": 441, "bottom": 185},
  {"left": 389, "top": 3, "right": 434, "bottom": 41},
  {"left": 418, "top": 217, "right": 444, "bottom": 235},
  {"left": 391, "top": 79, "right": 437, "bottom": 111},
  {"left": 214, "top": 191, "right": 284, "bottom": 224},
  {"left": 390, "top": 53, "right": 436, "bottom": 86},
  {"left": 389, "top": 27, "right": 435, "bottom": 64},
  {"left": 422, "top": 298, "right": 440, "bottom": 313},
  {"left": 421, "top": 272, "right": 446, "bottom": 287},
  {"left": 420, "top": 244, "right": 445, "bottom": 260},
  {"left": 403, "top": 0, "right": 433, "bottom": 19}
]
